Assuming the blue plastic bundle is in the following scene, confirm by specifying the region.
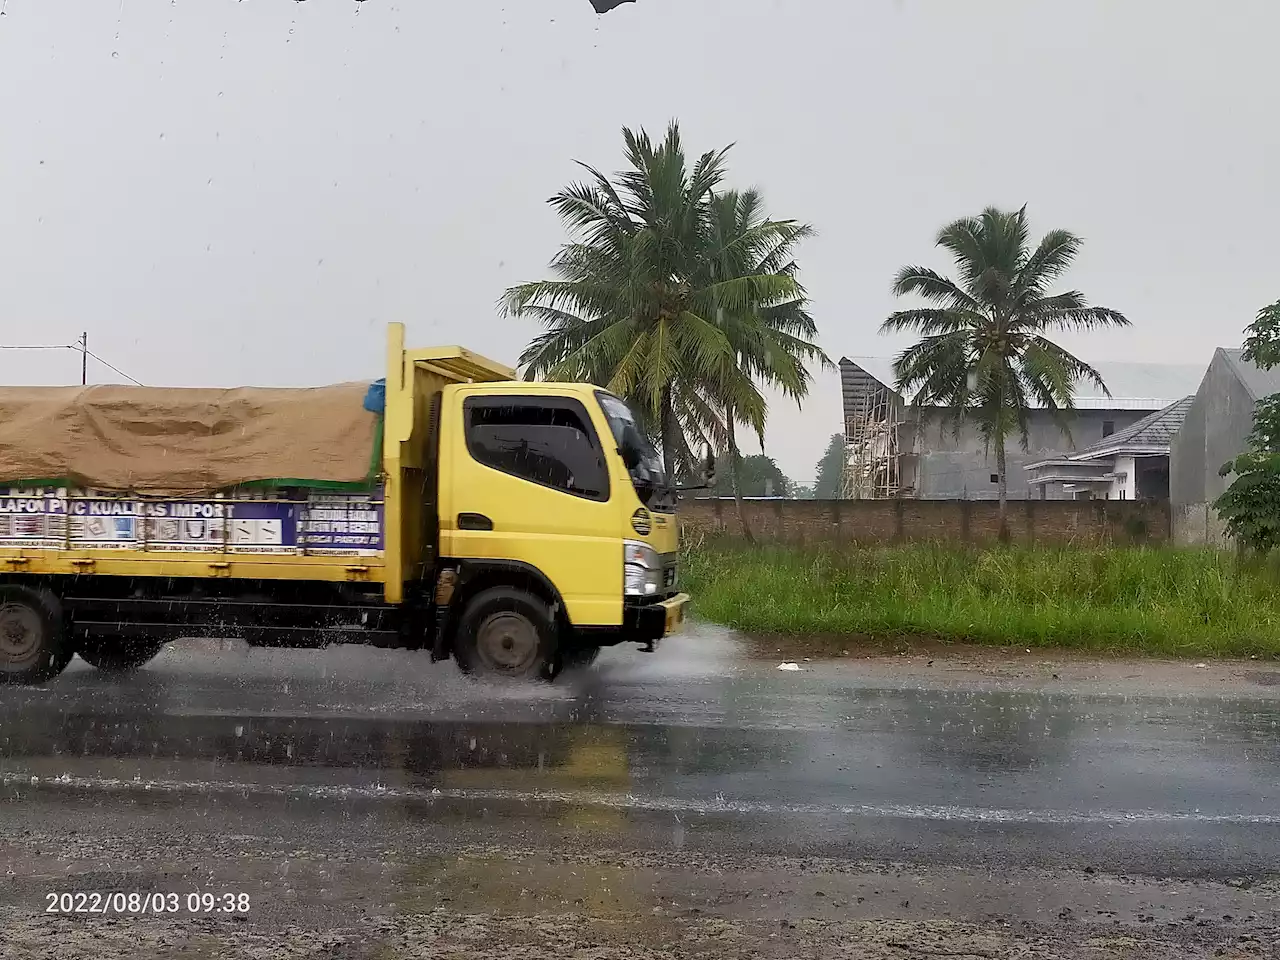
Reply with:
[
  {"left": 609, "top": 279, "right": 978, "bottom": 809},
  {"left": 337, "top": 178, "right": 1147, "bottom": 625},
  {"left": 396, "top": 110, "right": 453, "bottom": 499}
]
[{"left": 363, "top": 379, "right": 386, "bottom": 414}]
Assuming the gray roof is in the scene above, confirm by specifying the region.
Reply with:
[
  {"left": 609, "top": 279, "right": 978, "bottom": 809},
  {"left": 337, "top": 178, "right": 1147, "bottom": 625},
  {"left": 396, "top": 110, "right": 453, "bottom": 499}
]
[
  {"left": 1220, "top": 348, "right": 1280, "bottom": 401},
  {"left": 840, "top": 355, "right": 1206, "bottom": 415},
  {"left": 1024, "top": 396, "right": 1194, "bottom": 471},
  {"left": 1069, "top": 360, "right": 1204, "bottom": 405},
  {"left": 1075, "top": 396, "right": 1195, "bottom": 457}
]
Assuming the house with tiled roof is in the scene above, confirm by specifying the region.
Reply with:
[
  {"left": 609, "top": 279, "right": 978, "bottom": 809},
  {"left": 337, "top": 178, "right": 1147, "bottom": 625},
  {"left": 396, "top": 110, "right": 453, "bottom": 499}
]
[{"left": 1024, "top": 397, "right": 1194, "bottom": 500}]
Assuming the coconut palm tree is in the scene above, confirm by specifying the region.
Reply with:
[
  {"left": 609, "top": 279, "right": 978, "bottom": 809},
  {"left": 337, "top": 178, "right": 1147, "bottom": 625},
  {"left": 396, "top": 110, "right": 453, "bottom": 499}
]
[
  {"left": 502, "top": 122, "right": 821, "bottom": 483},
  {"left": 882, "top": 206, "right": 1129, "bottom": 533},
  {"left": 701, "top": 188, "right": 828, "bottom": 537}
]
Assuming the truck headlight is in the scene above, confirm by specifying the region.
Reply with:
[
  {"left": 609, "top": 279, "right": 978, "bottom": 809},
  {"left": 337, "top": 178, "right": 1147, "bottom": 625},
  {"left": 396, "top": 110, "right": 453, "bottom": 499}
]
[{"left": 623, "top": 539, "right": 662, "bottom": 597}]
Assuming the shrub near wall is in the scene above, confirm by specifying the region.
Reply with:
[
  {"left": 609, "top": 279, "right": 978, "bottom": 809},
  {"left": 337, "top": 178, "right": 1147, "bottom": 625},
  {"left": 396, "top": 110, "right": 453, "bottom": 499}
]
[{"left": 680, "top": 498, "right": 1171, "bottom": 546}]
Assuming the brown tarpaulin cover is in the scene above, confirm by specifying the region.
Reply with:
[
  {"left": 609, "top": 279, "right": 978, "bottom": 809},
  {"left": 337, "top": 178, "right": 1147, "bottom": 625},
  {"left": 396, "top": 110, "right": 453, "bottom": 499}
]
[{"left": 0, "top": 383, "right": 379, "bottom": 494}]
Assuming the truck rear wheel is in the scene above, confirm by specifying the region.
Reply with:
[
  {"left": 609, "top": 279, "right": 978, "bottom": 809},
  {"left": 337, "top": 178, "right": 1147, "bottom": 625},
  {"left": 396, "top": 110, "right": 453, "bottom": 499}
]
[
  {"left": 76, "top": 637, "right": 165, "bottom": 672},
  {"left": 0, "top": 585, "right": 73, "bottom": 685},
  {"left": 454, "top": 587, "right": 558, "bottom": 681}
]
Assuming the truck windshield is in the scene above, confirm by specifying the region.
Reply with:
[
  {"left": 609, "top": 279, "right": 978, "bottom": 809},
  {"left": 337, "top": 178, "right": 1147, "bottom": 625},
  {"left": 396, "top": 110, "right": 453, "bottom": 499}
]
[{"left": 595, "top": 391, "right": 673, "bottom": 511}]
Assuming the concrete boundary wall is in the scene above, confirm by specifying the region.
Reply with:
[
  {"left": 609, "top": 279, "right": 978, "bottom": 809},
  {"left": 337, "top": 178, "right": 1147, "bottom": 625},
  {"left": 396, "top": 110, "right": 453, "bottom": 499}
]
[{"left": 680, "top": 498, "right": 1171, "bottom": 546}]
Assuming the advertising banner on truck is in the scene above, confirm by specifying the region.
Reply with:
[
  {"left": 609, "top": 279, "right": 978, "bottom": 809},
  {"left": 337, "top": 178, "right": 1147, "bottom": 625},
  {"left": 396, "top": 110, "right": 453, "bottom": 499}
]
[{"left": 0, "top": 488, "right": 384, "bottom": 556}]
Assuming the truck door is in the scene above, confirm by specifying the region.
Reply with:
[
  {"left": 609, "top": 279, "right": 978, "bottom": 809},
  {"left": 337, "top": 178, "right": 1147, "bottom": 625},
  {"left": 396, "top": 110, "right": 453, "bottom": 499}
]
[{"left": 439, "top": 393, "right": 623, "bottom": 628}]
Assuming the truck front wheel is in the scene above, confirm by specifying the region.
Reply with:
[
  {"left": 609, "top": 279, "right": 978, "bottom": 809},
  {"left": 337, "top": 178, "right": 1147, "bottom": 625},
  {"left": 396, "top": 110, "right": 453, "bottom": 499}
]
[
  {"left": 76, "top": 638, "right": 165, "bottom": 672},
  {"left": 454, "top": 587, "right": 558, "bottom": 682},
  {"left": 0, "top": 585, "right": 73, "bottom": 685}
]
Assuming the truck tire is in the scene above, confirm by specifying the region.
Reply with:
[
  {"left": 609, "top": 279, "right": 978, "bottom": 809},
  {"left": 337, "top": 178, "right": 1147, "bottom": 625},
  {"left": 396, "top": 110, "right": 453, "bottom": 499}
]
[
  {"left": 454, "top": 587, "right": 559, "bottom": 681},
  {"left": 0, "top": 585, "right": 73, "bottom": 685},
  {"left": 76, "top": 637, "right": 165, "bottom": 672}
]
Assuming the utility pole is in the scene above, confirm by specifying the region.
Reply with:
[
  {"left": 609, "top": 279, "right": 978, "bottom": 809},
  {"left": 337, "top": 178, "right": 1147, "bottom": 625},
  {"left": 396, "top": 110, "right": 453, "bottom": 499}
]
[{"left": 79, "top": 332, "right": 87, "bottom": 385}]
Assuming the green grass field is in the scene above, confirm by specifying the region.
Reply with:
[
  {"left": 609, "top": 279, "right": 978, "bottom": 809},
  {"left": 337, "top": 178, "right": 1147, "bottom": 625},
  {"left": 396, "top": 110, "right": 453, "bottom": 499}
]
[{"left": 681, "top": 540, "right": 1280, "bottom": 658}]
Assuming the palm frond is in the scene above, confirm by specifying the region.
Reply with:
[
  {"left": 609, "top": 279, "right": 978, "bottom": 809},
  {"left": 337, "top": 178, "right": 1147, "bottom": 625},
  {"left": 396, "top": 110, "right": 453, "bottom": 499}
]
[
  {"left": 891, "top": 266, "right": 982, "bottom": 312},
  {"left": 892, "top": 332, "right": 971, "bottom": 406},
  {"left": 983, "top": 205, "right": 1030, "bottom": 278},
  {"left": 1015, "top": 228, "right": 1081, "bottom": 301},
  {"left": 758, "top": 298, "right": 821, "bottom": 339},
  {"left": 934, "top": 215, "right": 987, "bottom": 292},
  {"left": 1025, "top": 336, "right": 1110, "bottom": 396},
  {"left": 1015, "top": 339, "right": 1081, "bottom": 442},
  {"left": 499, "top": 278, "right": 624, "bottom": 320},
  {"left": 571, "top": 159, "right": 638, "bottom": 224},
  {"left": 1016, "top": 289, "right": 1087, "bottom": 318},
  {"left": 880, "top": 308, "right": 977, "bottom": 335},
  {"left": 548, "top": 181, "right": 630, "bottom": 247},
  {"left": 1032, "top": 303, "right": 1130, "bottom": 331}
]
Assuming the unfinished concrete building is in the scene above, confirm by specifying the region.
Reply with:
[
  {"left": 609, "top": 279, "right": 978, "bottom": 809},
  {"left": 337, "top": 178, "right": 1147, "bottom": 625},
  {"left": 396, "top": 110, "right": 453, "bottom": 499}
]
[{"left": 839, "top": 359, "right": 904, "bottom": 498}]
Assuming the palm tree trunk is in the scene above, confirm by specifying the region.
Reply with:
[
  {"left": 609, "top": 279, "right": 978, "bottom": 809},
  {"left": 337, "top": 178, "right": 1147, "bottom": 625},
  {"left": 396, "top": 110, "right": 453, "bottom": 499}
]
[
  {"left": 726, "top": 411, "right": 755, "bottom": 544},
  {"left": 996, "top": 440, "right": 1010, "bottom": 542},
  {"left": 659, "top": 386, "right": 679, "bottom": 486}
]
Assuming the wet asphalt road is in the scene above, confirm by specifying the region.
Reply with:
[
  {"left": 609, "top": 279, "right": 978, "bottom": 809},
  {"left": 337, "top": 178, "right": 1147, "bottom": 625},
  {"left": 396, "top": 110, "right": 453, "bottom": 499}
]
[{"left": 3, "top": 626, "right": 1280, "bottom": 880}]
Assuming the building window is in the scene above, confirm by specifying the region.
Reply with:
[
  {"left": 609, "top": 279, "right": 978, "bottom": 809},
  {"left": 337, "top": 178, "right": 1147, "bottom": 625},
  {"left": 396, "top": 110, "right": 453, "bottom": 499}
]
[
  {"left": 1102, "top": 420, "right": 1115, "bottom": 438},
  {"left": 989, "top": 473, "right": 999, "bottom": 483}
]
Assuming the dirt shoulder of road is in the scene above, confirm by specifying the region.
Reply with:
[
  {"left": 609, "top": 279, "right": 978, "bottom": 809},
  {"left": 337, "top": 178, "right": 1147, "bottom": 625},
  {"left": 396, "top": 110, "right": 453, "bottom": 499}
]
[
  {"left": 741, "top": 633, "right": 1280, "bottom": 698},
  {"left": 3, "top": 819, "right": 1277, "bottom": 960},
  {"left": 6, "top": 908, "right": 1271, "bottom": 960}
]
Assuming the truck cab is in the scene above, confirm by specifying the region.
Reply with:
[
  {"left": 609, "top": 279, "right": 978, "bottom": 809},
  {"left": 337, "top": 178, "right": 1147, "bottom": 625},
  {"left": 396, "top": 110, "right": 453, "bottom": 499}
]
[
  {"left": 393, "top": 333, "right": 690, "bottom": 679},
  {"left": 432, "top": 379, "right": 687, "bottom": 676}
]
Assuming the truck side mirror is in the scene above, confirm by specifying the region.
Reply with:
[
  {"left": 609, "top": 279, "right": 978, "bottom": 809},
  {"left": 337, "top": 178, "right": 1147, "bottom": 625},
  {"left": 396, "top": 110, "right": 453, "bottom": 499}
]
[{"left": 618, "top": 444, "right": 640, "bottom": 471}]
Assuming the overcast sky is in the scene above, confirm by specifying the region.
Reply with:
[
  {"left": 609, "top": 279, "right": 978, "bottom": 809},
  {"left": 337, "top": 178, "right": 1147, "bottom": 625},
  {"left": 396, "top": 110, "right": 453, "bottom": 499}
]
[{"left": 1, "top": 0, "right": 1276, "bottom": 480}]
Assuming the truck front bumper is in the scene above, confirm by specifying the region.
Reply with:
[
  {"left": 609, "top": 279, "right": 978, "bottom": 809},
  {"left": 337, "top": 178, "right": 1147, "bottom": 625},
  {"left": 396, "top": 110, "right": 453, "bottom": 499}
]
[{"left": 623, "top": 592, "right": 690, "bottom": 645}]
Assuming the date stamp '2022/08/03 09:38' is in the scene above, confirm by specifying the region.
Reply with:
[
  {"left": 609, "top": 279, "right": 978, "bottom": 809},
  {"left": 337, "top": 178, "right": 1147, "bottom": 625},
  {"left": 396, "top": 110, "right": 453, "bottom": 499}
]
[{"left": 45, "top": 891, "right": 252, "bottom": 916}]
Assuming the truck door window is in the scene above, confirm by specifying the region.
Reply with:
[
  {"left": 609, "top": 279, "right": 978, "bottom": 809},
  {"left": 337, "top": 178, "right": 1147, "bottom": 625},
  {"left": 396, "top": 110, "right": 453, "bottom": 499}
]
[{"left": 464, "top": 398, "right": 609, "bottom": 501}]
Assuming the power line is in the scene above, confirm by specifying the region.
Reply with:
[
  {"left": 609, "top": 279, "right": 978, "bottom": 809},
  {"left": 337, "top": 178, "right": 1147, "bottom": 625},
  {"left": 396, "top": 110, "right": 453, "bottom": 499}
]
[
  {"left": 0, "top": 342, "right": 144, "bottom": 386},
  {"left": 84, "top": 349, "right": 144, "bottom": 386}
]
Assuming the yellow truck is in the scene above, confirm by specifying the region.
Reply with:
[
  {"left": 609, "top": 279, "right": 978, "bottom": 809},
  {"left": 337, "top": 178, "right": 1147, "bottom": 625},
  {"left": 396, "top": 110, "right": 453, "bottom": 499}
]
[{"left": 0, "top": 323, "right": 694, "bottom": 684}]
